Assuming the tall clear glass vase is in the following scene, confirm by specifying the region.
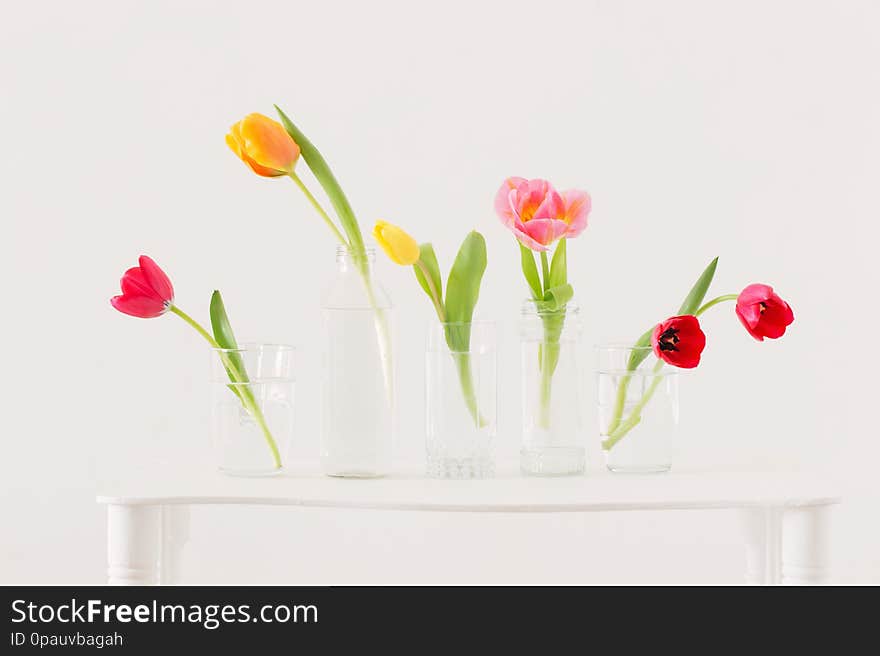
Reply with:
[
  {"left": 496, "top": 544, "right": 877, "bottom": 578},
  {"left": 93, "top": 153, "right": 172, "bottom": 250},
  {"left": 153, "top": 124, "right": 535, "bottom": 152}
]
[
  {"left": 520, "top": 300, "right": 585, "bottom": 476},
  {"left": 322, "top": 246, "right": 394, "bottom": 477}
]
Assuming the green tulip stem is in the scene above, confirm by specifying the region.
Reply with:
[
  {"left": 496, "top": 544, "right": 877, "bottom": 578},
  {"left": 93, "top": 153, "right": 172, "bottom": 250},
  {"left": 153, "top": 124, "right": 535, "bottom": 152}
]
[
  {"left": 696, "top": 294, "right": 738, "bottom": 316},
  {"left": 602, "top": 359, "right": 664, "bottom": 450},
  {"left": 287, "top": 171, "right": 348, "bottom": 247},
  {"left": 359, "top": 267, "right": 395, "bottom": 406},
  {"left": 540, "top": 251, "right": 551, "bottom": 294},
  {"left": 415, "top": 259, "right": 446, "bottom": 322},
  {"left": 168, "top": 305, "right": 282, "bottom": 470}
]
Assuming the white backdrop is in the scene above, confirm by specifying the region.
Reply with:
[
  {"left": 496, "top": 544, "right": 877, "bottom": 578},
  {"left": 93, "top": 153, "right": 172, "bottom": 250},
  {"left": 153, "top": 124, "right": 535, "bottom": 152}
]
[{"left": 2, "top": 0, "right": 878, "bottom": 583}]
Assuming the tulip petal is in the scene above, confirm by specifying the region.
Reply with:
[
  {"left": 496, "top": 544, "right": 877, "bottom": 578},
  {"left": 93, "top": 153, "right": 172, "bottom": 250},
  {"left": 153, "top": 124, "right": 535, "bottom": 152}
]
[
  {"left": 532, "top": 188, "right": 565, "bottom": 221},
  {"left": 511, "top": 224, "right": 549, "bottom": 252},
  {"left": 111, "top": 294, "right": 167, "bottom": 318},
  {"left": 138, "top": 255, "right": 174, "bottom": 303},
  {"left": 561, "top": 189, "right": 591, "bottom": 237},
  {"left": 521, "top": 219, "right": 570, "bottom": 247},
  {"left": 738, "top": 283, "right": 774, "bottom": 306},
  {"left": 238, "top": 113, "right": 300, "bottom": 174},
  {"left": 759, "top": 299, "right": 794, "bottom": 339},
  {"left": 735, "top": 306, "right": 764, "bottom": 341},
  {"left": 120, "top": 267, "right": 161, "bottom": 300},
  {"left": 227, "top": 131, "right": 286, "bottom": 177},
  {"left": 494, "top": 177, "right": 526, "bottom": 223}
]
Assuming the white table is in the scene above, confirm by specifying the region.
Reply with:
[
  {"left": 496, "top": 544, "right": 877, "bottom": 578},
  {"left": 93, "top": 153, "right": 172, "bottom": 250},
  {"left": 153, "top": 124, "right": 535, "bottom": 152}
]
[{"left": 97, "top": 467, "right": 840, "bottom": 585}]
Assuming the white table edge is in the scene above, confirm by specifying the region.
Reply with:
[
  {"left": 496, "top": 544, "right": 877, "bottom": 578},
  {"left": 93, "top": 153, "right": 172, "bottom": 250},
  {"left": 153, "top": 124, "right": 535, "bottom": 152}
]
[{"left": 95, "top": 494, "right": 842, "bottom": 512}]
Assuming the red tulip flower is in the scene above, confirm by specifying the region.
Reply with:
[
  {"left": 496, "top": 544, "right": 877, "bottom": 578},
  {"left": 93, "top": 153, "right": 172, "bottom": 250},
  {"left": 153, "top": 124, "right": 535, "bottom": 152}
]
[
  {"left": 110, "top": 256, "right": 175, "bottom": 318},
  {"left": 652, "top": 315, "right": 706, "bottom": 369},
  {"left": 735, "top": 283, "right": 794, "bottom": 341}
]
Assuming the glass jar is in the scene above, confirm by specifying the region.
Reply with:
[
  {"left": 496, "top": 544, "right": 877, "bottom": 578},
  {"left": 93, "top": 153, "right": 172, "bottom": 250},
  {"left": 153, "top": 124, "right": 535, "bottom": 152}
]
[
  {"left": 596, "top": 345, "right": 679, "bottom": 473},
  {"left": 425, "top": 321, "right": 497, "bottom": 479},
  {"left": 321, "top": 246, "right": 394, "bottom": 477},
  {"left": 520, "top": 300, "right": 585, "bottom": 476},
  {"left": 210, "top": 344, "right": 295, "bottom": 476}
]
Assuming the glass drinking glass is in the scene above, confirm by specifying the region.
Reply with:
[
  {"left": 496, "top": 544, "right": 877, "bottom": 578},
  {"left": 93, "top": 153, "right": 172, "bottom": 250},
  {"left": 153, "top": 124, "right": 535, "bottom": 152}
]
[
  {"left": 425, "top": 321, "right": 497, "bottom": 479},
  {"left": 596, "top": 345, "right": 679, "bottom": 473},
  {"left": 520, "top": 300, "right": 585, "bottom": 476},
  {"left": 210, "top": 343, "right": 295, "bottom": 476},
  {"left": 321, "top": 246, "right": 394, "bottom": 477}
]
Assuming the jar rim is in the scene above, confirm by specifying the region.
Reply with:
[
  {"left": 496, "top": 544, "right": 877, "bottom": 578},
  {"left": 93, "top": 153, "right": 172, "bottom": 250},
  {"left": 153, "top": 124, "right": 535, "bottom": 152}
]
[
  {"left": 521, "top": 298, "right": 580, "bottom": 314},
  {"left": 211, "top": 342, "right": 296, "bottom": 354},
  {"left": 594, "top": 343, "right": 654, "bottom": 351},
  {"left": 336, "top": 245, "right": 376, "bottom": 256},
  {"left": 436, "top": 319, "right": 497, "bottom": 327}
]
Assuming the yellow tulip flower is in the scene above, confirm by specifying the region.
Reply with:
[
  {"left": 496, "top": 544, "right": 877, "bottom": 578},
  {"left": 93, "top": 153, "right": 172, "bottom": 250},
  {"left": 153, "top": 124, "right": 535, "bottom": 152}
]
[{"left": 373, "top": 220, "right": 420, "bottom": 265}]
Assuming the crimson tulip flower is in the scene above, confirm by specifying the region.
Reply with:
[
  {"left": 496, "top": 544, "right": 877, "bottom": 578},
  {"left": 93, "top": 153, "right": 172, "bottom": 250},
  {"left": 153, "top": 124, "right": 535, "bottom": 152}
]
[
  {"left": 735, "top": 283, "right": 794, "bottom": 341},
  {"left": 111, "top": 255, "right": 174, "bottom": 318},
  {"left": 652, "top": 315, "right": 706, "bottom": 369}
]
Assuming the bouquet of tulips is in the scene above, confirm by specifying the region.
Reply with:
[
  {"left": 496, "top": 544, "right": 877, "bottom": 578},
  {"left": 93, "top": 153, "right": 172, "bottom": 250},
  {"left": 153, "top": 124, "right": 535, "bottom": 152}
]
[
  {"left": 226, "top": 108, "right": 393, "bottom": 398},
  {"left": 602, "top": 256, "right": 795, "bottom": 450},
  {"left": 495, "top": 177, "right": 591, "bottom": 427},
  {"left": 373, "top": 220, "right": 488, "bottom": 425}
]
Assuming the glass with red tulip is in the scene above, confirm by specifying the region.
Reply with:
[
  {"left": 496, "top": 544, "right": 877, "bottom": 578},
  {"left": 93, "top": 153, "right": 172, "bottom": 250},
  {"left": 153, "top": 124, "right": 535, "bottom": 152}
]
[
  {"left": 597, "top": 345, "right": 678, "bottom": 473},
  {"left": 598, "top": 256, "right": 795, "bottom": 473},
  {"left": 211, "top": 344, "right": 295, "bottom": 476}
]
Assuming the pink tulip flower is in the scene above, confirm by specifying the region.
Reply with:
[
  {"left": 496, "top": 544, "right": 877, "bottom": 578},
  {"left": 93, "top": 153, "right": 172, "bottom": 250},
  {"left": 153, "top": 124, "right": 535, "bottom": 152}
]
[
  {"left": 110, "top": 255, "right": 174, "bottom": 318},
  {"left": 494, "top": 177, "right": 591, "bottom": 251}
]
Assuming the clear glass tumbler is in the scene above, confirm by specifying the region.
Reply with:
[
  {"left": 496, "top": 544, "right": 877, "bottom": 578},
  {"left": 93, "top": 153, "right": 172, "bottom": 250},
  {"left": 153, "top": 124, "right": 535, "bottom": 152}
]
[
  {"left": 425, "top": 321, "right": 497, "bottom": 479},
  {"left": 322, "top": 246, "right": 394, "bottom": 478},
  {"left": 210, "top": 344, "right": 295, "bottom": 476},
  {"left": 520, "top": 300, "right": 585, "bottom": 476},
  {"left": 596, "top": 345, "right": 679, "bottom": 473}
]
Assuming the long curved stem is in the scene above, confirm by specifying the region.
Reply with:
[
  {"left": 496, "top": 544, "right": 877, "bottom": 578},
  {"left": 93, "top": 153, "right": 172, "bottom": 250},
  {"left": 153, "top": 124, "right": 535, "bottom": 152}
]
[
  {"left": 168, "top": 305, "right": 282, "bottom": 469},
  {"left": 287, "top": 171, "right": 348, "bottom": 246},
  {"left": 696, "top": 294, "right": 738, "bottom": 316},
  {"left": 602, "top": 359, "right": 663, "bottom": 450},
  {"left": 287, "top": 170, "right": 393, "bottom": 402},
  {"left": 415, "top": 259, "right": 445, "bottom": 322}
]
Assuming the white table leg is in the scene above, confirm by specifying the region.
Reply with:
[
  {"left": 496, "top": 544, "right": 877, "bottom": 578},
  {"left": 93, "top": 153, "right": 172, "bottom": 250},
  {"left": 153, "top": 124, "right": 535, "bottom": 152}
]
[
  {"left": 781, "top": 505, "right": 833, "bottom": 584},
  {"left": 160, "top": 505, "right": 190, "bottom": 584},
  {"left": 107, "top": 504, "right": 162, "bottom": 585},
  {"left": 741, "top": 507, "right": 782, "bottom": 584}
]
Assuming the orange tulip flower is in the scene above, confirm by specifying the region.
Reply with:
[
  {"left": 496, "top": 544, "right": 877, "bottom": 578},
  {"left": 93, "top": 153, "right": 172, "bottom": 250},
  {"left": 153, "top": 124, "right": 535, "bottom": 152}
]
[{"left": 226, "top": 113, "right": 301, "bottom": 177}]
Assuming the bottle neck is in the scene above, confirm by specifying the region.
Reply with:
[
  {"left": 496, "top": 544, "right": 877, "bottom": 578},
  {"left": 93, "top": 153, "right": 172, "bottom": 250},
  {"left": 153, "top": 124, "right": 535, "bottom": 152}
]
[{"left": 336, "top": 246, "right": 375, "bottom": 274}]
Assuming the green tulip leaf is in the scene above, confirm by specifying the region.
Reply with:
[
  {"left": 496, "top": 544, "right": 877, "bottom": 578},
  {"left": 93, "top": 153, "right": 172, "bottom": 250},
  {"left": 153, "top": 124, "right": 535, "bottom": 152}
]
[
  {"left": 413, "top": 242, "right": 443, "bottom": 312},
  {"left": 274, "top": 105, "right": 365, "bottom": 256},
  {"left": 519, "top": 243, "right": 543, "bottom": 300},
  {"left": 444, "top": 231, "right": 487, "bottom": 352},
  {"left": 548, "top": 239, "right": 567, "bottom": 289},
  {"left": 210, "top": 290, "right": 248, "bottom": 400},
  {"left": 626, "top": 256, "right": 719, "bottom": 372},
  {"left": 678, "top": 256, "right": 719, "bottom": 315},
  {"left": 543, "top": 283, "right": 574, "bottom": 311}
]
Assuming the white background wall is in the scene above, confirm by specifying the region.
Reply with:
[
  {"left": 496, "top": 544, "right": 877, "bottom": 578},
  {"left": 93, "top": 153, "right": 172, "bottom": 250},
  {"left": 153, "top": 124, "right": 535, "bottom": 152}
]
[{"left": 2, "top": 0, "right": 878, "bottom": 583}]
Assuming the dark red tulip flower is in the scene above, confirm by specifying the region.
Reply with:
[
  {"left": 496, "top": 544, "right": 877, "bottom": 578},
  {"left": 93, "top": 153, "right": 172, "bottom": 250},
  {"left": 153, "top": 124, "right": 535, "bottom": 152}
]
[
  {"left": 735, "top": 283, "right": 794, "bottom": 341},
  {"left": 110, "top": 255, "right": 175, "bottom": 318},
  {"left": 651, "top": 315, "right": 706, "bottom": 369}
]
